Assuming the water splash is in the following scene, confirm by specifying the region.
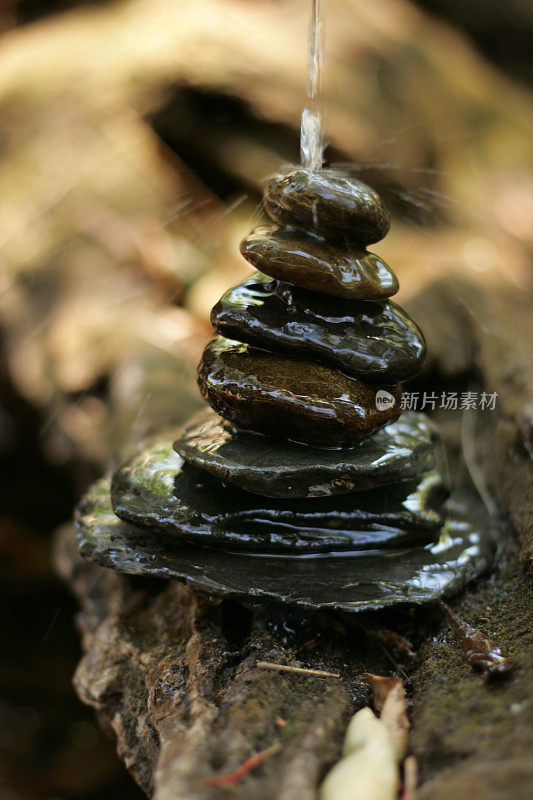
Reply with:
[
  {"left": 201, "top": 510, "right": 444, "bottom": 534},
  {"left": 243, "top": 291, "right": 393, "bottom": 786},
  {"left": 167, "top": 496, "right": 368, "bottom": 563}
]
[{"left": 300, "top": 0, "right": 325, "bottom": 171}]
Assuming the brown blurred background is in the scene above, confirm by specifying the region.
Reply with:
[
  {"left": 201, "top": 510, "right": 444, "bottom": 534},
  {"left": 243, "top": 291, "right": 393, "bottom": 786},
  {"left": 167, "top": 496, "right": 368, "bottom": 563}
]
[{"left": 0, "top": 1, "right": 532, "bottom": 798}]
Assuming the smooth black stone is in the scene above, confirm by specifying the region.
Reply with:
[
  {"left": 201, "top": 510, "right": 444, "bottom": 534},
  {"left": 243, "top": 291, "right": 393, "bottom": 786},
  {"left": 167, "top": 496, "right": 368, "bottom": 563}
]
[
  {"left": 264, "top": 168, "right": 391, "bottom": 245},
  {"left": 174, "top": 408, "right": 437, "bottom": 498},
  {"left": 76, "top": 477, "right": 496, "bottom": 614},
  {"left": 197, "top": 336, "right": 401, "bottom": 447},
  {"left": 111, "top": 439, "right": 447, "bottom": 553},
  {"left": 240, "top": 226, "right": 398, "bottom": 299},
  {"left": 211, "top": 274, "right": 426, "bottom": 383}
]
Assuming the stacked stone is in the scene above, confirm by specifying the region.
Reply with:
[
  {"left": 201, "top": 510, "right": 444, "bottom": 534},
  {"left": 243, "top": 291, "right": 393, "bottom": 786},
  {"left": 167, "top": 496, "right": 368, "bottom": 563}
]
[
  {"left": 196, "top": 167, "right": 426, "bottom": 448},
  {"left": 75, "top": 167, "right": 495, "bottom": 613},
  {"left": 118, "top": 167, "right": 447, "bottom": 557},
  {"left": 166, "top": 166, "right": 446, "bottom": 549}
]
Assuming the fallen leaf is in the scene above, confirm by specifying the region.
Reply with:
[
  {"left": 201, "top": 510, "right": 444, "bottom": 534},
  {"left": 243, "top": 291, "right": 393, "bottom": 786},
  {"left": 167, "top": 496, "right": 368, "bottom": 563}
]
[
  {"left": 320, "top": 707, "right": 398, "bottom": 800},
  {"left": 439, "top": 601, "right": 515, "bottom": 681},
  {"left": 364, "top": 673, "right": 399, "bottom": 713},
  {"left": 381, "top": 682, "right": 410, "bottom": 761},
  {"left": 375, "top": 629, "right": 416, "bottom": 660}
]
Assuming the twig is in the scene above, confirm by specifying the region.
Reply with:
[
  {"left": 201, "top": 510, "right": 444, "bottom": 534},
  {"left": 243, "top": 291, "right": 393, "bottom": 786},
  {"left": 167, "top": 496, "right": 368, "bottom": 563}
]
[
  {"left": 256, "top": 661, "right": 341, "bottom": 679},
  {"left": 200, "top": 742, "right": 282, "bottom": 788}
]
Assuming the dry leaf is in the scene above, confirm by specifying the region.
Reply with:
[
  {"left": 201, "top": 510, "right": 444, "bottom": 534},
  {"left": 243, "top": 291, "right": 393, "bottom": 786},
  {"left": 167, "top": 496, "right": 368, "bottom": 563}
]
[
  {"left": 381, "top": 682, "right": 410, "bottom": 761},
  {"left": 364, "top": 673, "right": 399, "bottom": 713},
  {"left": 320, "top": 707, "right": 397, "bottom": 800},
  {"left": 365, "top": 673, "right": 410, "bottom": 761},
  {"left": 439, "top": 601, "right": 515, "bottom": 681},
  {"left": 375, "top": 629, "right": 416, "bottom": 660}
]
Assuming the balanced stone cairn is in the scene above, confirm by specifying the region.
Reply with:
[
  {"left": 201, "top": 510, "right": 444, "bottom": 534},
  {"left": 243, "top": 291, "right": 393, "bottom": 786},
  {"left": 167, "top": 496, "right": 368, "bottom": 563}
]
[{"left": 76, "top": 167, "right": 494, "bottom": 613}]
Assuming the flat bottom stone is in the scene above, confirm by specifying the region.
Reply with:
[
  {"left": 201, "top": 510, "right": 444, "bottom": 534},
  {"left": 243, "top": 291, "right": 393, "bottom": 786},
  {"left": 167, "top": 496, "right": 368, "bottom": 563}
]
[
  {"left": 110, "top": 440, "right": 447, "bottom": 553},
  {"left": 174, "top": 408, "right": 437, "bottom": 498},
  {"left": 76, "top": 478, "right": 496, "bottom": 614}
]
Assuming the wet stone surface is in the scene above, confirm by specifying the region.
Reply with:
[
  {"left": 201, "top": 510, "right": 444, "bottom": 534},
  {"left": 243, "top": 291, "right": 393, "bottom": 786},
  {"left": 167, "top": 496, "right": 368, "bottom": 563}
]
[
  {"left": 197, "top": 335, "right": 401, "bottom": 447},
  {"left": 111, "top": 439, "right": 447, "bottom": 553},
  {"left": 264, "top": 167, "right": 391, "bottom": 245},
  {"left": 72, "top": 158, "right": 500, "bottom": 617},
  {"left": 173, "top": 408, "right": 438, "bottom": 498},
  {"left": 76, "top": 476, "right": 496, "bottom": 614},
  {"left": 212, "top": 273, "right": 426, "bottom": 383},
  {"left": 240, "top": 225, "right": 398, "bottom": 299}
]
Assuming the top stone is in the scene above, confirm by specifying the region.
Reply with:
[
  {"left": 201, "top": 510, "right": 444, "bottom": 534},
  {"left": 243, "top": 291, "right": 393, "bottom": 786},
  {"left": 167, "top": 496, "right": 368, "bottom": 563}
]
[{"left": 264, "top": 167, "right": 391, "bottom": 245}]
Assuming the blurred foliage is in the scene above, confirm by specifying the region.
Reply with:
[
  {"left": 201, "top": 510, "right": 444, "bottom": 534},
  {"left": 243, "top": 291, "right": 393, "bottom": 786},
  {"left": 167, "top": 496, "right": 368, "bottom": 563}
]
[
  {"left": 418, "top": 0, "right": 533, "bottom": 86},
  {"left": 0, "top": 1, "right": 531, "bottom": 798}
]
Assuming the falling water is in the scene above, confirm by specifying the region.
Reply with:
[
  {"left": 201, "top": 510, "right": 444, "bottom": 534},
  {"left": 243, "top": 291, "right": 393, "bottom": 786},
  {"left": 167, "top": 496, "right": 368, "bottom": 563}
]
[{"left": 300, "top": 0, "right": 325, "bottom": 171}]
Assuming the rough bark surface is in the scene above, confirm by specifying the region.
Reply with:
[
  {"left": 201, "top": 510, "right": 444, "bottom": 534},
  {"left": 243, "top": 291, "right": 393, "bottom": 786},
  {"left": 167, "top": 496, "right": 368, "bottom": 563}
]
[{"left": 55, "top": 528, "right": 384, "bottom": 799}]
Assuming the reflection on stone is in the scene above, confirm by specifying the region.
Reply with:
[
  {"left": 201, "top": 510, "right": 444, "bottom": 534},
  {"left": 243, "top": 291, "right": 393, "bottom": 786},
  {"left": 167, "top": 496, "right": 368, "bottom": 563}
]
[
  {"left": 264, "top": 168, "right": 391, "bottom": 245},
  {"left": 240, "top": 226, "right": 398, "bottom": 298},
  {"left": 212, "top": 273, "right": 425, "bottom": 382},
  {"left": 77, "top": 477, "right": 495, "bottom": 614},
  {"left": 197, "top": 335, "right": 401, "bottom": 447},
  {"left": 174, "top": 408, "right": 437, "bottom": 498},
  {"left": 111, "top": 439, "right": 447, "bottom": 552}
]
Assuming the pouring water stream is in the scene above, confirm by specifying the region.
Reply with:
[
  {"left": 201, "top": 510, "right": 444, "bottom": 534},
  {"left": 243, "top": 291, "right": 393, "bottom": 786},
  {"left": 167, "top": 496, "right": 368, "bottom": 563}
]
[{"left": 300, "top": 0, "right": 325, "bottom": 171}]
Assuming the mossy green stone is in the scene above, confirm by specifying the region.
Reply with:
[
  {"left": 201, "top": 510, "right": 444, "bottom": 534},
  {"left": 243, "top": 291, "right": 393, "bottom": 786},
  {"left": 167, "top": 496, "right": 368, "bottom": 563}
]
[
  {"left": 111, "top": 439, "right": 447, "bottom": 553},
  {"left": 76, "top": 476, "right": 495, "bottom": 613}
]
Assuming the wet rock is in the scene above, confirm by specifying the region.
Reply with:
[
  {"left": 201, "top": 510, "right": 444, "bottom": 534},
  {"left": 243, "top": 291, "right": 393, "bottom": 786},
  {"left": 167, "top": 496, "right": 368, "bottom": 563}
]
[
  {"left": 111, "top": 439, "right": 447, "bottom": 553},
  {"left": 240, "top": 225, "right": 398, "bottom": 299},
  {"left": 173, "top": 408, "right": 438, "bottom": 498},
  {"left": 197, "top": 336, "right": 401, "bottom": 447},
  {"left": 212, "top": 273, "right": 425, "bottom": 383},
  {"left": 76, "top": 476, "right": 495, "bottom": 614},
  {"left": 264, "top": 168, "right": 391, "bottom": 245}
]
